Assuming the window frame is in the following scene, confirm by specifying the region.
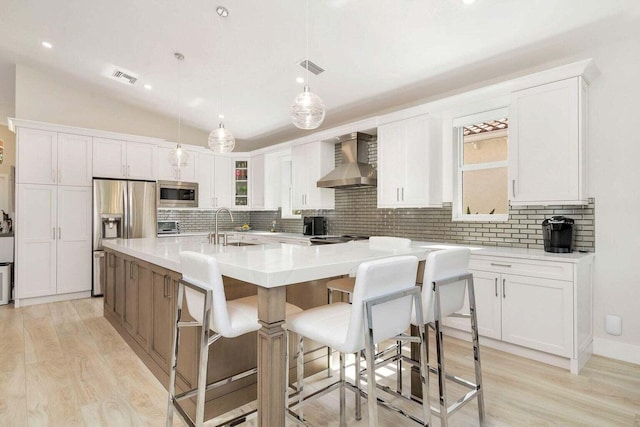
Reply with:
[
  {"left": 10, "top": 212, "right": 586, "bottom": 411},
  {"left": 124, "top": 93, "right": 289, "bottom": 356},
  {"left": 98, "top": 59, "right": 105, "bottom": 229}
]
[{"left": 452, "top": 108, "right": 509, "bottom": 222}]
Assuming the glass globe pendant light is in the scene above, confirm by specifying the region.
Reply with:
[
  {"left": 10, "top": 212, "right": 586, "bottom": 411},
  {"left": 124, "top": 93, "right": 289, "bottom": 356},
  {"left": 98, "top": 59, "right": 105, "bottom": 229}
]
[
  {"left": 208, "top": 6, "right": 236, "bottom": 153},
  {"left": 290, "top": 0, "right": 325, "bottom": 130},
  {"left": 168, "top": 52, "right": 191, "bottom": 173}
]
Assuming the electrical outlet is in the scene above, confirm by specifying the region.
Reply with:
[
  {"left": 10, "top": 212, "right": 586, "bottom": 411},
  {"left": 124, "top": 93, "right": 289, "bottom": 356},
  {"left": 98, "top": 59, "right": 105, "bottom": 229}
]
[{"left": 605, "top": 314, "right": 622, "bottom": 336}]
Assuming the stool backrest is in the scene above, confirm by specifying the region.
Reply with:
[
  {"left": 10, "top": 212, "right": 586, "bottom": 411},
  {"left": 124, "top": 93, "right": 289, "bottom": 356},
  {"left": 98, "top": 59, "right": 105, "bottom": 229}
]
[
  {"left": 369, "top": 236, "right": 411, "bottom": 250},
  {"left": 420, "top": 248, "right": 471, "bottom": 323},
  {"left": 342, "top": 255, "right": 419, "bottom": 354},
  {"left": 180, "top": 251, "right": 233, "bottom": 336}
]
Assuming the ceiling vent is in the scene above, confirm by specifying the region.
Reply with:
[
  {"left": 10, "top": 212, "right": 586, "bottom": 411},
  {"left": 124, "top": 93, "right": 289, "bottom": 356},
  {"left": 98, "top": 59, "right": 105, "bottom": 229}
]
[
  {"left": 299, "top": 60, "right": 324, "bottom": 75},
  {"left": 111, "top": 70, "right": 138, "bottom": 85}
]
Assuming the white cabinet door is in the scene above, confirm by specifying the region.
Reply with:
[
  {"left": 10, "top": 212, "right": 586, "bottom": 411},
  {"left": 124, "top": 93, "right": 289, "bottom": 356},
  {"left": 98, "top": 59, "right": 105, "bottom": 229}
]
[
  {"left": 17, "top": 128, "right": 57, "bottom": 185},
  {"left": 126, "top": 142, "right": 157, "bottom": 180},
  {"left": 158, "top": 146, "right": 198, "bottom": 182},
  {"left": 377, "top": 114, "right": 441, "bottom": 208},
  {"left": 250, "top": 154, "right": 265, "bottom": 210},
  {"left": 56, "top": 186, "right": 92, "bottom": 294},
  {"left": 214, "top": 156, "right": 233, "bottom": 208},
  {"left": 291, "top": 143, "right": 308, "bottom": 210},
  {"left": 510, "top": 77, "right": 586, "bottom": 205},
  {"left": 197, "top": 153, "right": 214, "bottom": 208},
  {"left": 93, "top": 138, "right": 126, "bottom": 178},
  {"left": 16, "top": 184, "right": 57, "bottom": 298},
  {"left": 291, "top": 141, "right": 334, "bottom": 210},
  {"left": 57, "top": 133, "right": 93, "bottom": 186},
  {"left": 501, "top": 274, "right": 573, "bottom": 357},
  {"left": 377, "top": 121, "right": 405, "bottom": 206},
  {"left": 444, "top": 270, "right": 502, "bottom": 340}
]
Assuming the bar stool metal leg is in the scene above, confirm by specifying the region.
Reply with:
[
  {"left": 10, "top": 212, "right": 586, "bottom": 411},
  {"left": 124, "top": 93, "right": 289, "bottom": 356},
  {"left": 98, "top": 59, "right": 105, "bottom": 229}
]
[
  {"left": 355, "top": 352, "right": 362, "bottom": 421},
  {"left": 433, "top": 281, "right": 449, "bottom": 427},
  {"left": 327, "top": 288, "right": 334, "bottom": 378},
  {"left": 296, "top": 335, "right": 305, "bottom": 419},
  {"left": 195, "top": 291, "right": 213, "bottom": 427},
  {"left": 166, "top": 279, "right": 185, "bottom": 427},
  {"left": 467, "top": 276, "right": 485, "bottom": 425},
  {"left": 339, "top": 352, "right": 346, "bottom": 427}
]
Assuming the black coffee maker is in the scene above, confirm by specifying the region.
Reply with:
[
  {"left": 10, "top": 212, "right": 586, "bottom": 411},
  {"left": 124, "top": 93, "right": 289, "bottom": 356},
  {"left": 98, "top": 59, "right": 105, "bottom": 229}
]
[
  {"left": 303, "top": 216, "right": 327, "bottom": 236},
  {"left": 542, "top": 216, "right": 575, "bottom": 253}
]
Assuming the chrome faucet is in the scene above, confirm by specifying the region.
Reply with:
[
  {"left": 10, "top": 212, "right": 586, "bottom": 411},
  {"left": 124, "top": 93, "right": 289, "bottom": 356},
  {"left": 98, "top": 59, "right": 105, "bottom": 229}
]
[{"left": 209, "top": 207, "right": 234, "bottom": 245}]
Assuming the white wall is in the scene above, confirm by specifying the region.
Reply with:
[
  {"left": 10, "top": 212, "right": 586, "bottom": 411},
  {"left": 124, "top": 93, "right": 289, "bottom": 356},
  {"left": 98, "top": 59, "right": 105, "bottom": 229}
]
[
  {"left": 587, "top": 33, "right": 640, "bottom": 363},
  {"left": 14, "top": 64, "right": 210, "bottom": 147}
]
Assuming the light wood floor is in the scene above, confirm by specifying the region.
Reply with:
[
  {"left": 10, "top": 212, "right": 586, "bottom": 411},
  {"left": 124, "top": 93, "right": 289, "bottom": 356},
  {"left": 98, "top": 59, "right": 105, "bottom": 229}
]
[{"left": 0, "top": 298, "right": 639, "bottom": 426}]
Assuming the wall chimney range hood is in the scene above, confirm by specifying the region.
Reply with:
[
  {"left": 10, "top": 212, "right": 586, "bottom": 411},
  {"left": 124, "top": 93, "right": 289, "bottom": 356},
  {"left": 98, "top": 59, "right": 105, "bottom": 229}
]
[{"left": 316, "top": 132, "right": 376, "bottom": 189}]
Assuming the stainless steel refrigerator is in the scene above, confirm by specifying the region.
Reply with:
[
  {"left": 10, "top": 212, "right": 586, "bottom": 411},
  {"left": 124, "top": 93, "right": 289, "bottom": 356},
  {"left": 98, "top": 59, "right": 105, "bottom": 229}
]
[{"left": 92, "top": 179, "right": 156, "bottom": 296}]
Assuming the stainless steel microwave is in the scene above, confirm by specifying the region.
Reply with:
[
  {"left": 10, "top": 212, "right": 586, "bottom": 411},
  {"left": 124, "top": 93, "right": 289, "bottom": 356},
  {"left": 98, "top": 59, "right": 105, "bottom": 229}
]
[{"left": 157, "top": 180, "right": 198, "bottom": 208}]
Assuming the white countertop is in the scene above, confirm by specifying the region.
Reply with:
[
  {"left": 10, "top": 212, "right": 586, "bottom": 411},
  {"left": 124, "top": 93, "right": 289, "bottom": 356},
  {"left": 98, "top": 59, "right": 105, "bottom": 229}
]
[
  {"left": 103, "top": 237, "right": 432, "bottom": 288},
  {"left": 104, "top": 235, "right": 594, "bottom": 288}
]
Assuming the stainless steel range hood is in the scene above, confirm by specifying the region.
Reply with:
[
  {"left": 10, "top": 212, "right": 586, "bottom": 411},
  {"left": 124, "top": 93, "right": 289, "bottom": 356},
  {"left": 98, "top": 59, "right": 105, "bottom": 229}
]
[{"left": 316, "top": 132, "right": 376, "bottom": 189}]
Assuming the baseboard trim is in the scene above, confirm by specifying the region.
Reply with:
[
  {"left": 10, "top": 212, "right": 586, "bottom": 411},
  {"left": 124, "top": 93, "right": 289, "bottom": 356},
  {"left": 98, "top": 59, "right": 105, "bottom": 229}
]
[
  {"left": 14, "top": 291, "right": 92, "bottom": 308},
  {"left": 593, "top": 337, "right": 640, "bottom": 365}
]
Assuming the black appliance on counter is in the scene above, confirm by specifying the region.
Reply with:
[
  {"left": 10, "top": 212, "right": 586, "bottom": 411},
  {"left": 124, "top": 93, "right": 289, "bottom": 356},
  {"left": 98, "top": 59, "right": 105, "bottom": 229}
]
[
  {"left": 303, "top": 216, "right": 327, "bottom": 236},
  {"left": 542, "top": 216, "right": 575, "bottom": 253}
]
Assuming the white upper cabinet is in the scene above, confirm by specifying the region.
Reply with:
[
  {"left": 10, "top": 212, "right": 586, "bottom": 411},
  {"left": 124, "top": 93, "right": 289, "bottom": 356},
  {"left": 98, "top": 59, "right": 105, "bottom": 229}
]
[
  {"left": 249, "top": 154, "right": 265, "bottom": 210},
  {"left": 93, "top": 138, "right": 157, "bottom": 180},
  {"left": 509, "top": 77, "right": 588, "bottom": 205},
  {"left": 292, "top": 141, "right": 335, "bottom": 210},
  {"left": 232, "top": 158, "right": 250, "bottom": 210},
  {"left": 197, "top": 153, "right": 233, "bottom": 209},
  {"left": 157, "top": 146, "right": 198, "bottom": 182},
  {"left": 126, "top": 142, "right": 158, "bottom": 180},
  {"left": 17, "top": 129, "right": 92, "bottom": 186},
  {"left": 377, "top": 114, "right": 442, "bottom": 208}
]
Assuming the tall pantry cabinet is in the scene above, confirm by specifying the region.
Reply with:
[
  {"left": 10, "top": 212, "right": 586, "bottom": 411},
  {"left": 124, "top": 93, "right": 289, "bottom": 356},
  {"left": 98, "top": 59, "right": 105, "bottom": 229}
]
[{"left": 15, "top": 127, "right": 93, "bottom": 305}]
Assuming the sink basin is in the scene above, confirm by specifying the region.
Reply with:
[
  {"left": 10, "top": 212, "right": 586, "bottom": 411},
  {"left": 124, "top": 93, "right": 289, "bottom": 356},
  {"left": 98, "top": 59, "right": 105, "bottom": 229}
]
[{"left": 227, "top": 241, "right": 255, "bottom": 246}]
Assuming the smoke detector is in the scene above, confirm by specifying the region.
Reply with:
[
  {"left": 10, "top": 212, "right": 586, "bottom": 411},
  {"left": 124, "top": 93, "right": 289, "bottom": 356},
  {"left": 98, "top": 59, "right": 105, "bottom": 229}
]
[{"left": 111, "top": 69, "right": 138, "bottom": 85}]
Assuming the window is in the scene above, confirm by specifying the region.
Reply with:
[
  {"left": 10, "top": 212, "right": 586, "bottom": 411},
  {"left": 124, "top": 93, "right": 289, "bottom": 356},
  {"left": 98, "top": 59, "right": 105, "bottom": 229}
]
[{"left": 453, "top": 108, "right": 509, "bottom": 221}]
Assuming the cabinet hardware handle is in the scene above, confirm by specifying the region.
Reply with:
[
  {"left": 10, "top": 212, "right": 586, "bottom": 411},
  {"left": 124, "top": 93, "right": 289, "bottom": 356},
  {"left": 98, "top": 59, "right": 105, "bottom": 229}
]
[
  {"left": 512, "top": 179, "right": 516, "bottom": 198},
  {"left": 494, "top": 278, "right": 498, "bottom": 297},
  {"left": 490, "top": 263, "right": 512, "bottom": 268},
  {"left": 52, "top": 227, "right": 56, "bottom": 240},
  {"left": 396, "top": 188, "right": 399, "bottom": 201},
  {"left": 402, "top": 187, "right": 404, "bottom": 201},
  {"left": 502, "top": 278, "right": 506, "bottom": 298},
  {"left": 163, "top": 275, "right": 168, "bottom": 298}
]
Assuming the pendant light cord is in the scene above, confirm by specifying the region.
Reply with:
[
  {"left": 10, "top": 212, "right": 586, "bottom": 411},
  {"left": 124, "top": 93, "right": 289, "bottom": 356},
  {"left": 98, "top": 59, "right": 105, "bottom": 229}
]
[
  {"left": 177, "top": 57, "right": 182, "bottom": 146},
  {"left": 305, "top": 0, "right": 309, "bottom": 84},
  {"left": 220, "top": 12, "right": 225, "bottom": 124}
]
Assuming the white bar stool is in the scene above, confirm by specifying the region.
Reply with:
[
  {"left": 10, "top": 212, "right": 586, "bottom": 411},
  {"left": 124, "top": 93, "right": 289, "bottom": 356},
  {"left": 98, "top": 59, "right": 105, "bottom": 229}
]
[
  {"left": 325, "top": 236, "right": 412, "bottom": 377},
  {"left": 406, "top": 247, "right": 485, "bottom": 427},
  {"left": 166, "top": 251, "right": 302, "bottom": 427},
  {"left": 285, "top": 255, "right": 431, "bottom": 427}
]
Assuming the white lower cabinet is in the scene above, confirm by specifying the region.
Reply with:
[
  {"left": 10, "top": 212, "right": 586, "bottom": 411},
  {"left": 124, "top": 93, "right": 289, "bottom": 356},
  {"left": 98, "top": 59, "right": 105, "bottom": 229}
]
[
  {"left": 16, "top": 184, "right": 92, "bottom": 301},
  {"left": 444, "top": 254, "right": 592, "bottom": 373}
]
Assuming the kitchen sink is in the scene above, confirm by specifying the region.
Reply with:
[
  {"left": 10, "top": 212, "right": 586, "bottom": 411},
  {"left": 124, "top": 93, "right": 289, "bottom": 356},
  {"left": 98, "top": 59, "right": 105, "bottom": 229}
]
[{"left": 227, "top": 241, "right": 255, "bottom": 246}]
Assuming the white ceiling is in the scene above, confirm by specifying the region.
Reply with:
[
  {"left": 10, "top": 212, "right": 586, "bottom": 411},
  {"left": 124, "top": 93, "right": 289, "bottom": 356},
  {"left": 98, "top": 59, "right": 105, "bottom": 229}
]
[{"left": 1, "top": 0, "right": 639, "bottom": 149}]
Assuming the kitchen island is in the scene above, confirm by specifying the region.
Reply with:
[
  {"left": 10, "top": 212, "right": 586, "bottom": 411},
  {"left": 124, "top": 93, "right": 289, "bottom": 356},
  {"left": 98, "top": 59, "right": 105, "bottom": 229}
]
[{"left": 102, "top": 235, "right": 432, "bottom": 426}]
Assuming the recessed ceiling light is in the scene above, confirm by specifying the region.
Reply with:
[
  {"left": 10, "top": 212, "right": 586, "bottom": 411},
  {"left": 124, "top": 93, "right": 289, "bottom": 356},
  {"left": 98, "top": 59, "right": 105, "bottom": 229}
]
[
  {"left": 296, "top": 77, "right": 304, "bottom": 84},
  {"left": 144, "top": 84, "right": 152, "bottom": 90},
  {"left": 42, "top": 41, "right": 53, "bottom": 49}
]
